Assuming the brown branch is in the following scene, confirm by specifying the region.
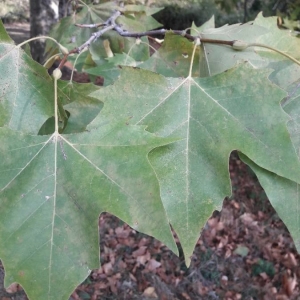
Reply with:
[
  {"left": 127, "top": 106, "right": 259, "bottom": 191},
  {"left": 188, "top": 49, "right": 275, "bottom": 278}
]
[
  {"left": 58, "top": 53, "right": 69, "bottom": 69},
  {"left": 61, "top": 9, "right": 235, "bottom": 68},
  {"left": 75, "top": 23, "right": 105, "bottom": 28}
]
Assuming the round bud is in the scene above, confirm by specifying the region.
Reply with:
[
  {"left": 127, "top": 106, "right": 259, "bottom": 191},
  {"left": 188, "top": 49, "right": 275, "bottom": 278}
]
[
  {"left": 232, "top": 40, "right": 248, "bottom": 51},
  {"left": 52, "top": 68, "right": 62, "bottom": 80}
]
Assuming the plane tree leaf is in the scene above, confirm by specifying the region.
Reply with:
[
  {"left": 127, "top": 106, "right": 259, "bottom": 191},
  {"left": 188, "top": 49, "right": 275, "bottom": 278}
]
[
  {"left": 0, "top": 19, "right": 13, "bottom": 43},
  {"left": 196, "top": 21, "right": 267, "bottom": 76},
  {"left": 85, "top": 53, "right": 137, "bottom": 86},
  {"left": 37, "top": 80, "right": 103, "bottom": 135},
  {"left": 47, "top": 3, "right": 155, "bottom": 63},
  {"left": 0, "top": 121, "right": 177, "bottom": 300},
  {"left": 100, "top": 9, "right": 158, "bottom": 62},
  {"left": 117, "top": 12, "right": 162, "bottom": 32},
  {"left": 191, "top": 17, "right": 215, "bottom": 77},
  {"left": 237, "top": 13, "right": 300, "bottom": 90},
  {"left": 253, "top": 12, "right": 300, "bottom": 60},
  {"left": 192, "top": 13, "right": 300, "bottom": 81},
  {"left": 85, "top": 61, "right": 121, "bottom": 86},
  {"left": 89, "top": 33, "right": 150, "bottom": 67},
  {"left": 192, "top": 16, "right": 215, "bottom": 32},
  {"left": 57, "top": 81, "right": 103, "bottom": 133},
  {"left": 282, "top": 80, "right": 300, "bottom": 164},
  {"left": 89, "top": 64, "right": 300, "bottom": 264},
  {"left": 239, "top": 153, "right": 300, "bottom": 252},
  {"left": 248, "top": 73, "right": 300, "bottom": 253},
  {"left": 45, "top": 3, "right": 116, "bottom": 57},
  {"left": 46, "top": 7, "right": 95, "bottom": 59},
  {"left": 139, "top": 32, "right": 200, "bottom": 77},
  {"left": 3, "top": 5, "right": 300, "bottom": 299},
  {"left": 0, "top": 24, "right": 54, "bottom": 133},
  {"left": 103, "top": 14, "right": 299, "bottom": 82}
]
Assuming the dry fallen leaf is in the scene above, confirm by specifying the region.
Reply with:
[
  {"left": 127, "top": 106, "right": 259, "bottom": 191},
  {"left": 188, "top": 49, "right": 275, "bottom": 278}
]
[
  {"left": 143, "top": 286, "right": 158, "bottom": 298},
  {"left": 147, "top": 259, "right": 161, "bottom": 271}
]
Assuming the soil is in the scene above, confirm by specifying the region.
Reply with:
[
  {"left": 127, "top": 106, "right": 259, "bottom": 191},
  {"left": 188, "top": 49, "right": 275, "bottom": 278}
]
[{"left": 1, "top": 23, "right": 300, "bottom": 300}]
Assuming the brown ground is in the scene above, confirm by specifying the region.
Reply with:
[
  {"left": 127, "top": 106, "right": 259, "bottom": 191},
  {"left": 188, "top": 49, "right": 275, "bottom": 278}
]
[{"left": 1, "top": 23, "right": 300, "bottom": 300}]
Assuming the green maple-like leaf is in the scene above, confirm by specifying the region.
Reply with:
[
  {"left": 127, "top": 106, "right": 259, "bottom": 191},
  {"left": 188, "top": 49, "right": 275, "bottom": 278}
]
[
  {"left": 138, "top": 14, "right": 299, "bottom": 80},
  {"left": 57, "top": 80, "right": 103, "bottom": 133},
  {"left": 191, "top": 16, "right": 215, "bottom": 32},
  {"left": 248, "top": 13, "right": 300, "bottom": 90},
  {"left": 0, "top": 21, "right": 177, "bottom": 296},
  {"left": 46, "top": 3, "right": 157, "bottom": 63},
  {"left": 0, "top": 22, "right": 54, "bottom": 133},
  {"left": 253, "top": 13, "right": 300, "bottom": 61},
  {"left": 191, "top": 19, "right": 267, "bottom": 77},
  {"left": 239, "top": 153, "right": 300, "bottom": 252},
  {"left": 193, "top": 13, "right": 300, "bottom": 80},
  {"left": 45, "top": 3, "right": 116, "bottom": 56},
  {"left": 85, "top": 53, "right": 136, "bottom": 86},
  {"left": 0, "top": 20, "right": 12, "bottom": 42},
  {"left": 89, "top": 64, "right": 300, "bottom": 264},
  {"left": 246, "top": 59, "right": 300, "bottom": 253},
  {"left": 89, "top": 33, "right": 150, "bottom": 68},
  {"left": 117, "top": 12, "right": 161, "bottom": 32},
  {"left": 190, "top": 17, "right": 215, "bottom": 77},
  {"left": 39, "top": 80, "right": 103, "bottom": 135},
  {"left": 139, "top": 32, "right": 200, "bottom": 77},
  {"left": 0, "top": 120, "right": 177, "bottom": 300},
  {"left": 255, "top": 82, "right": 300, "bottom": 251}
]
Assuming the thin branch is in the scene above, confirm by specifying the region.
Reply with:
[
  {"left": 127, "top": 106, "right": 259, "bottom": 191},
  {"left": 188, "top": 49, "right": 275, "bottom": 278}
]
[
  {"left": 72, "top": 9, "right": 234, "bottom": 55},
  {"left": 75, "top": 10, "right": 121, "bottom": 53},
  {"left": 113, "top": 25, "right": 234, "bottom": 46},
  {"left": 77, "top": 23, "right": 116, "bottom": 52},
  {"left": 75, "top": 23, "right": 105, "bottom": 28},
  {"left": 52, "top": 8, "right": 300, "bottom": 82}
]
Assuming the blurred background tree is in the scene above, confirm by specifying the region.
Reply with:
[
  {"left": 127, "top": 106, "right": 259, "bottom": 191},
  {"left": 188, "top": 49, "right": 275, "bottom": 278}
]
[
  {"left": 0, "top": 0, "right": 29, "bottom": 22},
  {"left": 29, "top": 0, "right": 73, "bottom": 62},
  {"left": 29, "top": 0, "right": 59, "bottom": 62},
  {"left": 153, "top": 0, "right": 300, "bottom": 29}
]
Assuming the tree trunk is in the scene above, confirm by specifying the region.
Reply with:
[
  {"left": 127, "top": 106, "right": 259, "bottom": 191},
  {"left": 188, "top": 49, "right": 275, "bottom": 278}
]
[
  {"left": 243, "top": 0, "right": 249, "bottom": 23},
  {"left": 59, "top": 0, "right": 72, "bottom": 18},
  {"left": 30, "top": 0, "right": 59, "bottom": 63}
]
